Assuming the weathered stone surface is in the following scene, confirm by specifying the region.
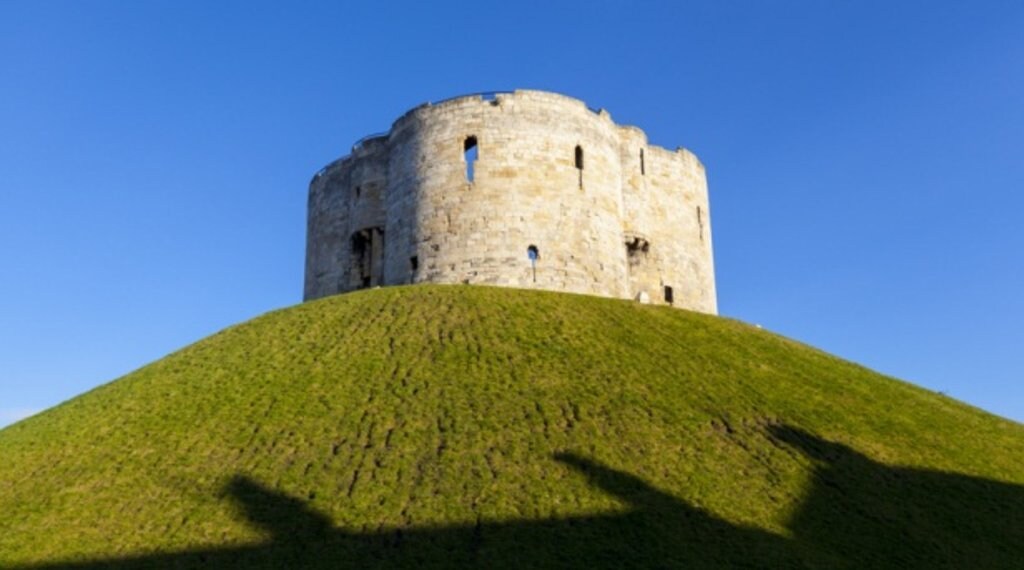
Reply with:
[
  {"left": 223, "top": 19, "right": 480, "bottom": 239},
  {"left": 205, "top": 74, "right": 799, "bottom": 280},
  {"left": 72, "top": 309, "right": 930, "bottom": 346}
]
[{"left": 304, "top": 90, "right": 717, "bottom": 314}]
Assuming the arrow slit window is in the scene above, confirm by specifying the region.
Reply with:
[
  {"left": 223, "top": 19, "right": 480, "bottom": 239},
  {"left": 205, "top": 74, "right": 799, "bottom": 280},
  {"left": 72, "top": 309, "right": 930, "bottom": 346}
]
[{"left": 464, "top": 136, "right": 478, "bottom": 182}]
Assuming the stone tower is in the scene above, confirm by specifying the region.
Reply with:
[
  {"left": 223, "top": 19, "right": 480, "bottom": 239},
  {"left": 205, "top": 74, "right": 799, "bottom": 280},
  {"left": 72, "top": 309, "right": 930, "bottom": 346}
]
[{"left": 304, "top": 90, "right": 717, "bottom": 314}]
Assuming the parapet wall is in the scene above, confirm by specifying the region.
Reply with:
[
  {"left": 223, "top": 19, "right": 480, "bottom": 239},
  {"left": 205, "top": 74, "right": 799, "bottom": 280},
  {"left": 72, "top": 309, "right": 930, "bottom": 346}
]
[{"left": 305, "top": 90, "right": 717, "bottom": 314}]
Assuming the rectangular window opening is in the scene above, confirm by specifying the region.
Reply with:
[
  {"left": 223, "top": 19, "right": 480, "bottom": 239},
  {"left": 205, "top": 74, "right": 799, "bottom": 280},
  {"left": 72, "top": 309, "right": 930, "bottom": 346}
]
[
  {"left": 664, "top": 285, "right": 674, "bottom": 305},
  {"left": 697, "top": 206, "right": 704, "bottom": 242},
  {"left": 464, "top": 136, "right": 478, "bottom": 182},
  {"left": 575, "top": 145, "right": 584, "bottom": 189},
  {"left": 351, "top": 227, "right": 384, "bottom": 289}
]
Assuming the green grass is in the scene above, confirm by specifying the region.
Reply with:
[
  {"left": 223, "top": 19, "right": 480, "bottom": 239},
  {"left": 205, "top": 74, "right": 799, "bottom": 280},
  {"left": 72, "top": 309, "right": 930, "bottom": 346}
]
[{"left": 1, "top": 285, "right": 1022, "bottom": 568}]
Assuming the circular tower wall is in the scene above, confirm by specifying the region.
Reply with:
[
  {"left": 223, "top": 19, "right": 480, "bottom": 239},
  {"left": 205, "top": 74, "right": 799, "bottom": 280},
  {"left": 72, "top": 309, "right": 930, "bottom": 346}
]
[
  {"left": 385, "top": 91, "right": 628, "bottom": 298},
  {"left": 304, "top": 136, "right": 389, "bottom": 300},
  {"left": 304, "top": 89, "right": 717, "bottom": 314}
]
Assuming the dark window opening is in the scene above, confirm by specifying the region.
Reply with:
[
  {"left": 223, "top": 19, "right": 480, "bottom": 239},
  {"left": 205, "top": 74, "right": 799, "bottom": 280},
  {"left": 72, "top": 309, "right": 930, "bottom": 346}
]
[
  {"left": 527, "top": 245, "right": 539, "bottom": 282},
  {"left": 464, "top": 136, "right": 478, "bottom": 182},
  {"left": 640, "top": 149, "right": 645, "bottom": 175},
  {"left": 625, "top": 236, "right": 650, "bottom": 267},
  {"left": 664, "top": 286, "right": 674, "bottom": 304},
  {"left": 351, "top": 231, "right": 371, "bottom": 289},
  {"left": 351, "top": 227, "right": 384, "bottom": 289},
  {"left": 355, "top": 185, "right": 362, "bottom": 199},
  {"left": 574, "top": 145, "right": 584, "bottom": 188},
  {"left": 410, "top": 256, "right": 419, "bottom": 272},
  {"left": 697, "top": 206, "right": 704, "bottom": 242}
]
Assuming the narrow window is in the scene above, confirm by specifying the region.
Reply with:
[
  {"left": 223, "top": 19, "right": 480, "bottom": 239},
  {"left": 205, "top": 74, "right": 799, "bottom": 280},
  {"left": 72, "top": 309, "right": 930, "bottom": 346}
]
[
  {"left": 697, "top": 206, "right": 704, "bottom": 242},
  {"left": 527, "top": 245, "right": 539, "bottom": 282},
  {"left": 664, "top": 286, "right": 674, "bottom": 305},
  {"left": 640, "top": 148, "right": 645, "bottom": 176},
  {"left": 410, "top": 256, "right": 419, "bottom": 272},
  {"left": 464, "top": 136, "right": 478, "bottom": 182},
  {"left": 574, "top": 145, "right": 584, "bottom": 188},
  {"left": 355, "top": 185, "right": 362, "bottom": 199}
]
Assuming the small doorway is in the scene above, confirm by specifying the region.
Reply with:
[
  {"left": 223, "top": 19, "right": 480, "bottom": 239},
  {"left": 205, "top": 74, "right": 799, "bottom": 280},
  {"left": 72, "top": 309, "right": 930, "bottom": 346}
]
[{"left": 351, "top": 227, "right": 384, "bottom": 289}]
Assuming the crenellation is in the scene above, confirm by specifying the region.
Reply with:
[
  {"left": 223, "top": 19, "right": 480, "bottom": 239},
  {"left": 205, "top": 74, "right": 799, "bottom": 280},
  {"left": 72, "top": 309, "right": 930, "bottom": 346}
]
[{"left": 304, "top": 89, "right": 717, "bottom": 314}]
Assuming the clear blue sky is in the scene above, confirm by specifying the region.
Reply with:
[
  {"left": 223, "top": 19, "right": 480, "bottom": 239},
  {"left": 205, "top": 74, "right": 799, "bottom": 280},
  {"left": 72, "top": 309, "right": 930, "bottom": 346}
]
[{"left": 2, "top": 1, "right": 1022, "bottom": 427}]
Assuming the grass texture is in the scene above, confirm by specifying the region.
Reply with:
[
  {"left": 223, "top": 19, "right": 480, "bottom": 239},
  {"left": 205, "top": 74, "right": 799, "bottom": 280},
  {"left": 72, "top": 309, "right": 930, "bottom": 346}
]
[{"left": 1, "top": 285, "right": 1022, "bottom": 568}]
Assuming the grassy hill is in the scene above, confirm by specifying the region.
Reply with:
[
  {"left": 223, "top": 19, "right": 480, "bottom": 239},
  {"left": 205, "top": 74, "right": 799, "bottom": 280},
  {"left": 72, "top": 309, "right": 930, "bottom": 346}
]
[{"left": 1, "top": 285, "right": 1022, "bottom": 568}]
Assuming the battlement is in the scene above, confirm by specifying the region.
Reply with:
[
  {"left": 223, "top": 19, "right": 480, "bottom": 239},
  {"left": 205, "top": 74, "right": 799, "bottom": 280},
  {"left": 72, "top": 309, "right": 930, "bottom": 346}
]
[{"left": 304, "top": 90, "right": 717, "bottom": 313}]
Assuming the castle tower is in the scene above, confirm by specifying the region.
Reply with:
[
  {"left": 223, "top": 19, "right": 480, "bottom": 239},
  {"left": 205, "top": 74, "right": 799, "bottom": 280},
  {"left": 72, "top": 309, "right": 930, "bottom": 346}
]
[{"left": 305, "top": 90, "right": 717, "bottom": 314}]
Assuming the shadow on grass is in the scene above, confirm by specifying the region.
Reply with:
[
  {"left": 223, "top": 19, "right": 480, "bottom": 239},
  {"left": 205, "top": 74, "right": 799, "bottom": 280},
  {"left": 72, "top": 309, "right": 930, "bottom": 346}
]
[
  {"left": 769, "top": 425, "right": 1024, "bottom": 568},
  {"left": 16, "top": 426, "right": 1024, "bottom": 569}
]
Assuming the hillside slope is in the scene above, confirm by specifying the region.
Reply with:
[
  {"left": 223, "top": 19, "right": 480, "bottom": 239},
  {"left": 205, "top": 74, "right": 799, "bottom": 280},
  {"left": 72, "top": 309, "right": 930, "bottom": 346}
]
[{"left": 1, "top": 286, "right": 1022, "bottom": 568}]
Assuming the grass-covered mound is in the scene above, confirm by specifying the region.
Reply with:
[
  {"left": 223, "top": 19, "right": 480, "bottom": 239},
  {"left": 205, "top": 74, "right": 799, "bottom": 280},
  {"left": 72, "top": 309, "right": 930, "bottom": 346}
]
[{"left": 1, "top": 286, "right": 1022, "bottom": 569}]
